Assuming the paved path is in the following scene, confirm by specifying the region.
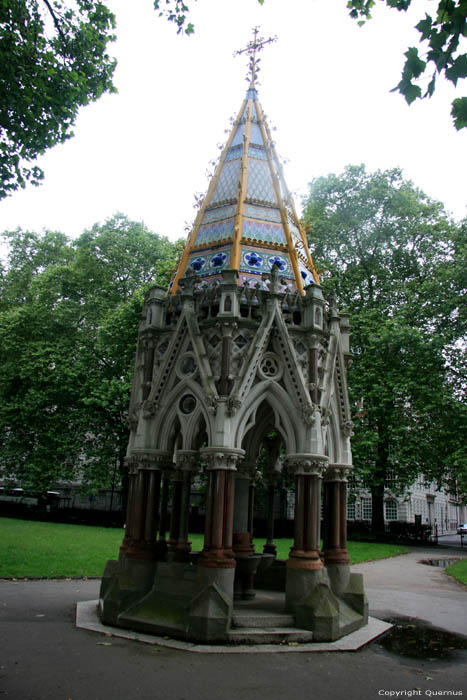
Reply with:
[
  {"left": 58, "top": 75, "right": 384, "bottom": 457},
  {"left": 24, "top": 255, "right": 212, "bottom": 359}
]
[
  {"left": 352, "top": 546, "right": 467, "bottom": 637},
  {"left": 1, "top": 547, "right": 466, "bottom": 700}
]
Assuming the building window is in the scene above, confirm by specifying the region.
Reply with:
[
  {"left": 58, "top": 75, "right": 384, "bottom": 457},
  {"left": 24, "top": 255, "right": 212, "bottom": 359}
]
[
  {"left": 362, "top": 497, "right": 372, "bottom": 521},
  {"left": 347, "top": 501, "right": 356, "bottom": 521},
  {"left": 385, "top": 499, "right": 398, "bottom": 521}
]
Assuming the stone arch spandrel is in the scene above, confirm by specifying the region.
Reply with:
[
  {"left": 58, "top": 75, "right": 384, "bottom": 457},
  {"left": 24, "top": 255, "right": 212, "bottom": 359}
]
[{"left": 233, "top": 381, "right": 300, "bottom": 454}]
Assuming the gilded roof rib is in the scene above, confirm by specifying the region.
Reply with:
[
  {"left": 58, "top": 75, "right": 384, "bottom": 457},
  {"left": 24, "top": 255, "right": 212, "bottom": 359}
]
[{"left": 170, "top": 30, "right": 319, "bottom": 295}]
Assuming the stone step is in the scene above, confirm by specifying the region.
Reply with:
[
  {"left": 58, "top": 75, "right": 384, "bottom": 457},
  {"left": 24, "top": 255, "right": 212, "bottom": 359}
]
[
  {"left": 232, "top": 613, "right": 295, "bottom": 629},
  {"left": 228, "top": 627, "right": 314, "bottom": 645}
]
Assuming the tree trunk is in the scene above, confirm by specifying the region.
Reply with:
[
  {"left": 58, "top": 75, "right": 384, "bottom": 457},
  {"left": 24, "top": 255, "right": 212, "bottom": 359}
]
[
  {"left": 371, "top": 480, "right": 385, "bottom": 536},
  {"left": 371, "top": 423, "right": 389, "bottom": 536}
]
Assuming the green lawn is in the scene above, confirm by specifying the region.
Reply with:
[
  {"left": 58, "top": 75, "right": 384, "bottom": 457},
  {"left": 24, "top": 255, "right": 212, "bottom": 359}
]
[
  {"left": 0, "top": 517, "right": 408, "bottom": 579},
  {"left": 445, "top": 559, "right": 467, "bottom": 586}
]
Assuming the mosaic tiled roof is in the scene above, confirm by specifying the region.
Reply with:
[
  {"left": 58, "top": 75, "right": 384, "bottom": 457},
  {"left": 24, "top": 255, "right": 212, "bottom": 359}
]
[{"left": 171, "top": 84, "right": 319, "bottom": 295}]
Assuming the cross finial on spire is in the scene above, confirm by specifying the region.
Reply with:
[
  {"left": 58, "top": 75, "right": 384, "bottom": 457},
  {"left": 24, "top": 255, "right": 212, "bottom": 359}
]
[{"left": 234, "top": 26, "right": 277, "bottom": 88}]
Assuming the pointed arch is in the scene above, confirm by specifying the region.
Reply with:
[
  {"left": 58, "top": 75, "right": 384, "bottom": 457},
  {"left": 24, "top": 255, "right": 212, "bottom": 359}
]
[
  {"left": 150, "top": 378, "right": 213, "bottom": 451},
  {"left": 234, "top": 380, "right": 299, "bottom": 454}
]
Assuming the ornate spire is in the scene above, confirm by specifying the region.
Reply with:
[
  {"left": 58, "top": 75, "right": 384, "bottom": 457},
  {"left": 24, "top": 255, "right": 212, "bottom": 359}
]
[{"left": 170, "top": 31, "right": 319, "bottom": 296}]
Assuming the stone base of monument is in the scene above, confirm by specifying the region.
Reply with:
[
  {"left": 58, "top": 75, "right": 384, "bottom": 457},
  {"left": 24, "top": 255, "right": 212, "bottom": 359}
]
[
  {"left": 285, "top": 566, "right": 368, "bottom": 642},
  {"left": 98, "top": 553, "right": 369, "bottom": 645},
  {"left": 78, "top": 597, "right": 390, "bottom": 653}
]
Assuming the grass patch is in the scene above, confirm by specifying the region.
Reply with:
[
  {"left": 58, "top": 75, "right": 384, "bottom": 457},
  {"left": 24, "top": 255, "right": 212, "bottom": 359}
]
[
  {"left": 445, "top": 559, "right": 467, "bottom": 586},
  {"left": 0, "top": 518, "right": 408, "bottom": 579},
  {"left": 0, "top": 517, "right": 123, "bottom": 578},
  {"left": 190, "top": 536, "right": 408, "bottom": 563}
]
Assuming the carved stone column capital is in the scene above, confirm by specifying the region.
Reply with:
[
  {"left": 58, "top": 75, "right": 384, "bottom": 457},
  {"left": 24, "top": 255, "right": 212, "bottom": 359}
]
[
  {"left": 175, "top": 450, "right": 199, "bottom": 473},
  {"left": 124, "top": 455, "right": 138, "bottom": 476},
  {"left": 235, "top": 460, "right": 260, "bottom": 481},
  {"left": 285, "top": 453, "right": 328, "bottom": 477},
  {"left": 132, "top": 450, "right": 172, "bottom": 471},
  {"left": 324, "top": 463, "right": 353, "bottom": 482},
  {"left": 200, "top": 447, "right": 245, "bottom": 471}
]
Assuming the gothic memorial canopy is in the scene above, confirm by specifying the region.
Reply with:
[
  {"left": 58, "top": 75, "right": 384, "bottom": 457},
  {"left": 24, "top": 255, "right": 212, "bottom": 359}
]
[{"left": 99, "top": 30, "right": 368, "bottom": 645}]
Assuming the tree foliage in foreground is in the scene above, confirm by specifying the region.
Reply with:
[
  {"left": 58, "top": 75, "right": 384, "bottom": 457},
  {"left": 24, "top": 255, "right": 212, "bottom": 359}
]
[
  {"left": 303, "top": 165, "right": 467, "bottom": 531},
  {"left": 0, "top": 215, "right": 183, "bottom": 493},
  {"left": 348, "top": 0, "right": 467, "bottom": 129},
  {"left": 0, "top": 0, "right": 117, "bottom": 199},
  {"left": 1, "top": 0, "right": 464, "bottom": 200}
]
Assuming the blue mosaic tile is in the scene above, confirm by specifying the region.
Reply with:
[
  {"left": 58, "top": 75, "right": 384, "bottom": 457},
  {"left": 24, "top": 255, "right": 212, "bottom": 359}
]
[
  {"left": 250, "top": 123, "right": 263, "bottom": 145},
  {"left": 239, "top": 247, "right": 293, "bottom": 277},
  {"left": 244, "top": 204, "right": 281, "bottom": 223},
  {"left": 190, "top": 256, "right": 207, "bottom": 272},
  {"left": 211, "top": 251, "right": 228, "bottom": 268},
  {"left": 248, "top": 144, "right": 267, "bottom": 160},
  {"left": 246, "top": 160, "right": 276, "bottom": 204},
  {"left": 211, "top": 160, "right": 241, "bottom": 204},
  {"left": 244, "top": 250, "right": 263, "bottom": 269},
  {"left": 299, "top": 261, "right": 315, "bottom": 287},
  {"left": 194, "top": 218, "right": 235, "bottom": 247},
  {"left": 188, "top": 248, "right": 231, "bottom": 277},
  {"left": 242, "top": 218, "right": 286, "bottom": 245},
  {"left": 232, "top": 121, "right": 246, "bottom": 147},
  {"left": 268, "top": 255, "right": 287, "bottom": 272},
  {"left": 225, "top": 144, "right": 243, "bottom": 162},
  {"left": 202, "top": 205, "right": 237, "bottom": 225}
]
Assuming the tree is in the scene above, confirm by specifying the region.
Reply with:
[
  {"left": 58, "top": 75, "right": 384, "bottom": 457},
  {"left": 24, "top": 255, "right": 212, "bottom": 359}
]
[
  {"left": 0, "top": 215, "right": 183, "bottom": 493},
  {"left": 303, "top": 165, "right": 466, "bottom": 531},
  {"left": 348, "top": 1, "right": 467, "bottom": 129},
  {"left": 0, "top": 0, "right": 117, "bottom": 198}
]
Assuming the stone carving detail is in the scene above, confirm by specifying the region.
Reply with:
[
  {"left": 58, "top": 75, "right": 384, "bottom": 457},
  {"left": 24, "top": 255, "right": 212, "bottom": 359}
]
[
  {"left": 286, "top": 454, "right": 328, "bottom": 476},
  {"left": 325, "top": 464, "right": 352, "bottom": 482},
  {"left": 175, "top": 451, "right": 199, "bottom": 473},
  {"left": 132, "top": 452, "right": 172, "bottom": 471},
  {"left": 300, "top": 404, "right": 318, "bottom": 426},
  {"left": 127, "top": 403, "right": 142, "bottom": 431},
  {"left": 258, "top": 352, "right": 283, "bottom": 380},
  {"left": 142, "top": 400, "right": 158, "bottom": 419},
  {"left": 341, "top": 420, "right": 354, "bottom": 437},
  {"left": 236, "top": 460, "right": 258, "bottom": 479},
  {"left": 124, "top": 455, "right": 138, "bottom": 475},
  {"left": 201, "top": 450, "right": 243, "bottom": 471},
  {"left": 321, "top": 406, "right": 331, "bottom": 426},
  {"left": 227, "top": 396, "right": 242, "bottom": 416}
]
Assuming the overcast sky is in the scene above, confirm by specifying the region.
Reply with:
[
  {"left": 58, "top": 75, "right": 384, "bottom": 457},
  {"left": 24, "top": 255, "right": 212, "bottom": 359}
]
[{"left": 1, "top": 0, "right": 465, "bottom": 246}]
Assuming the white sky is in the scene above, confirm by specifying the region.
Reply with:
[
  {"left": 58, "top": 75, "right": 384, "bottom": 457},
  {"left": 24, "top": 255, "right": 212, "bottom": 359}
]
[{"left": 0, "top": 0, "right": 466, "bottom": 246}]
